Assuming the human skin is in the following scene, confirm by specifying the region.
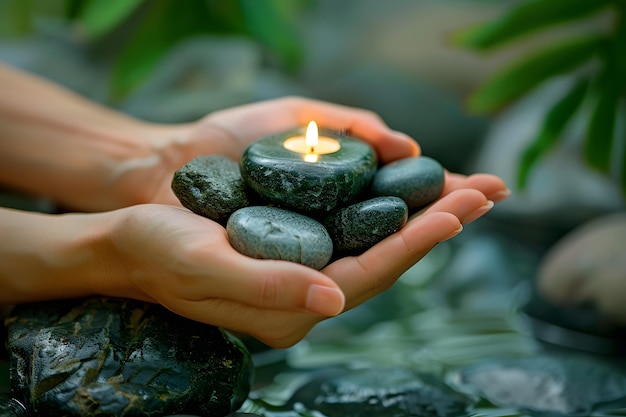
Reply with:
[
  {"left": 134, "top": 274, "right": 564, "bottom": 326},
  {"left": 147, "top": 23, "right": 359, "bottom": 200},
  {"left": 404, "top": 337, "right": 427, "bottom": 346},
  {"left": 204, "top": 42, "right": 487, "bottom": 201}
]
[{"left": 0, "top": 63, "right": 509, "bottom": 348}]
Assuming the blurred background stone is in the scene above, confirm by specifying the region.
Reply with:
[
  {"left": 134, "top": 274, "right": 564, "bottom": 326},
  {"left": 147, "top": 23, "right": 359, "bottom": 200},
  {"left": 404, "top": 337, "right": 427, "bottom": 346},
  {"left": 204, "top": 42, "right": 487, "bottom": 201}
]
[
  {"left": 535, "top": 212, "right": 626, "bottom": 331},
  {"left": 457, "top": 355, "right": 626, "bottom": 416}
]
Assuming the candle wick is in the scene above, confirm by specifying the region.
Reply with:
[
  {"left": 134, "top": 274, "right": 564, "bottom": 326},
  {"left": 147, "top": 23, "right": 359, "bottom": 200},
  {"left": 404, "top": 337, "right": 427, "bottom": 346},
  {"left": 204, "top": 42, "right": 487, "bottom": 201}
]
[{"left": 309, "top": 146, "right": 315, "bottom": 154}]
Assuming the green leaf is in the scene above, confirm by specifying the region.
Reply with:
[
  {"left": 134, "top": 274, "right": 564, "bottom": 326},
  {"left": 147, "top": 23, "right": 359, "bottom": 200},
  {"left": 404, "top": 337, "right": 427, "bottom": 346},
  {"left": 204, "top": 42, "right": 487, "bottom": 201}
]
[
  {"left": 453, "top": 0, "right": 611, "bottom": 51},
  {"left": 468, "top": 34, "right": 603, "bottom": 113},
  {"left": 110, "top": 1, "right": 213, "bottom": 98},
  {"left": 238, "top": 0, "right": 304, "bottom": 71},
  {"left": 621, "top": 123, "right": 626, "bottom": 197},
  {"left": 78, "top": 0, "right": 145, "bottom": 40},
  {"left": 583, "top": 13, "right": 624, "bottom": 173},
  {"left": 110, "top": 2, "right": 170, "bottom": 99},
  {"left": 584, "top": 78, "right": 620, "bottom": 173},
  {"left": 64, "top": 0, "right": 86, "bottom": 20},
  {"left": 614, "top": 9, "right": 626, "bottom": 196},
  {"left": 9, "top": 0, "right": 35, "bottom": 35},
  {"left": 517, "top": 79, "right": 588, "bottom": 190}
]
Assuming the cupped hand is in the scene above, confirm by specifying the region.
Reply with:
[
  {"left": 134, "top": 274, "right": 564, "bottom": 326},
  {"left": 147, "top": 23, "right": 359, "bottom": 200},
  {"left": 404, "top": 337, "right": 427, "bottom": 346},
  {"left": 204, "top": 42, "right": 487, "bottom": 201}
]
[
  {"left": 198, "top": 96, "right": 419, "bottom": 163},
  {"left": 105, "top": 171, "right": 508, "bottom": 349},
  {"left": 148, "top": 96, "right": 420, "bottom": 206}
]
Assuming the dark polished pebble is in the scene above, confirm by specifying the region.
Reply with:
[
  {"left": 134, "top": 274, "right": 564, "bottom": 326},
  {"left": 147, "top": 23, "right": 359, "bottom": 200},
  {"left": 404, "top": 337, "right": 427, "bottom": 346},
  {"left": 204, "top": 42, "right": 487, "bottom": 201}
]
[
  {"left": 0, "top": 394, "right": 26, "bottom": 417},
  {"left": 371, "top": 156, "right": 444, "bottom": 210},
  {"left": 240, "top": 130, "right": 377, "bottom": 213},
  {"left": 172, "top": 155, "right": 251, "bottom": 223},
  {"left": 323, "top": 196, "right": 408, "bottom": 253},
  {"left": 227, "top": 206, "right": 333, "bottom": 270}
]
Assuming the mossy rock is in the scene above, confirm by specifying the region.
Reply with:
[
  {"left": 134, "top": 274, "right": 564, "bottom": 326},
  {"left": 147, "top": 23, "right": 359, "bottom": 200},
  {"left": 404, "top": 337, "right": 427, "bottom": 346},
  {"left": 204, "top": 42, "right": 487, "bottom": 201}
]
[
  {"left": 172, "top": 155, "right": 252, "bottom": 224},
  {"left": 6, "top": 297, "right": 253, "bottom": 417}
]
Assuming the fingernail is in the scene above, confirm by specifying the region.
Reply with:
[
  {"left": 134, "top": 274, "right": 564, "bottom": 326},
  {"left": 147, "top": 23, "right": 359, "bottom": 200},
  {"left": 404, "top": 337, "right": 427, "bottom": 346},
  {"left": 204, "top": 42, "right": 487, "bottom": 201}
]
[
  {"left": 490, "top": 188, "right": 511, "bottom": 201},
  {"left": 391, "top": 129, "right": 411, "bottom": 140},
  {"left": 306, "top": 285, "right": 345, "bottom": 316},
  {"left": 444, "top": 224, "right": 463, "bottom": 241},
  {"left": 463, "top": 200, "right": 494, "bottom": 224},
  {"left": 392, "top": 130, "right": 420, "bottom": 155}
]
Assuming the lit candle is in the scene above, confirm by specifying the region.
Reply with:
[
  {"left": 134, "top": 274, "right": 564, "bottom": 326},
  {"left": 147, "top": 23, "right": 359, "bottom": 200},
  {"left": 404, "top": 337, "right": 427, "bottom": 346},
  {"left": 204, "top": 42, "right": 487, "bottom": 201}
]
[
  {"left": 283, "top": 121, "right": 341, "bottom": 162},
  {"left": 240, "top": 121, "right": 378, "bottom": 213}
]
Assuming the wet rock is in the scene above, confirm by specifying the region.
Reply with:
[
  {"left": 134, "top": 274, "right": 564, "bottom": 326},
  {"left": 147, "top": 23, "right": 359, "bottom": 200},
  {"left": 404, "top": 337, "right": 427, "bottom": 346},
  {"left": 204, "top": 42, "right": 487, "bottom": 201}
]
[
  {"left": 457, "top": 355, "right": 626, "bottom": 416},
  {"left": 240, "top": 131, "right": 378, "bottom": 213},
  {"left": 288, "top": 367, "right": 472, "bottom": 417},
  {"left": 172, "top": 155, "right": 251, "bottom": 223},
  {"left": 227, "top": 206, "right": 333, "bottom": 270},
  {"left": 0, "top": 393, "right": 26, "bottom": 417},
  {"left": 371, "top": 156, "right": 444, "bottom": 210},
  {"left": 162, "top": 415, "right": 262, "bottom": 417},
  {"left": 323, "top": 196, "right": 408, "bottom": 253},
  {"left": 6, "top": 297, "right": 253, "bottom": 417}
]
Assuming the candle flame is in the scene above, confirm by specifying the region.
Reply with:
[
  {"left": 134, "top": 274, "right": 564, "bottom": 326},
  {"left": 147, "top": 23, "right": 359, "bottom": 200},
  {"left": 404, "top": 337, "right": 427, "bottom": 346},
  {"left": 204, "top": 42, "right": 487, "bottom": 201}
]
[
  {"left": 305, "top": 121, "right": 318, "bottom": 152},
  {"left": 304, "top": 153, "right": 319, "bottom": 163}
]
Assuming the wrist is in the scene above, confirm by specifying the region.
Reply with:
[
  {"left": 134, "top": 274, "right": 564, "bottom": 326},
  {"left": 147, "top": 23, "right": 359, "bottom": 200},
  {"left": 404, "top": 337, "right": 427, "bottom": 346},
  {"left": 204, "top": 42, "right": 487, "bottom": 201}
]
[
  {"left": 102, "top": 122, "right": 195, "bottom": 209},
  {"left": 0, "top": 209, "right": 97, "bottom": 303},
  {"left": 0, "top": 64, "right": 196, "bottom": 211},
  {"left": 0, "top": 208, "right": 143, "bottom": 304}
]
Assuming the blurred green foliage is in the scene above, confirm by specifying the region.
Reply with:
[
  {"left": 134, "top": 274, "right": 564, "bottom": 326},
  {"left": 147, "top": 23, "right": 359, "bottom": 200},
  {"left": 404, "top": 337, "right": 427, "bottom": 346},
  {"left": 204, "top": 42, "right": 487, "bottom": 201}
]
[
  {"left": 2, "top": 0, "right": 307, "bottom": 98},
  {"left": 455, "top": 0, "right": 626, "bottom": 195}
]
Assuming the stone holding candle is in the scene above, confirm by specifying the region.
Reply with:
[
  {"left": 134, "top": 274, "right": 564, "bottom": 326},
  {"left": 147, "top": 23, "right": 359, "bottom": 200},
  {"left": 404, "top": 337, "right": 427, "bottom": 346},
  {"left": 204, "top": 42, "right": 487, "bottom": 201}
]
[
  {"left": 171, "top": 122, "right": 445, "bottom": 269},
  {"left": 239, "top": 122, "right": 378, "bottom": 213}
]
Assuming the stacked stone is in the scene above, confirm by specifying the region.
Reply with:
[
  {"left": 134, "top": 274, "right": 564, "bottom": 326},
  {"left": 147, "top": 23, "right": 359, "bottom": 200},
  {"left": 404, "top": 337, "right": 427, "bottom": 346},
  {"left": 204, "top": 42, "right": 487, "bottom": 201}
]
[{"left": 172, "top": 136, "right": 444, "bottom": 270}]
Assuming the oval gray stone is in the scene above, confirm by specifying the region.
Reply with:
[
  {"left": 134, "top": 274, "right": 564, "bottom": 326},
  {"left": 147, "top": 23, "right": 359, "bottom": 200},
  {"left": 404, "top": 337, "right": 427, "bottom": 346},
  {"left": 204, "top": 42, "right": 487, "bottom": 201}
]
[
  {"left": 171, "top": 155, "right": 251, "bottom": 223},
  {"left": 323, "top": 196, "right": 408, "bottom": 253},
  {"left": 227, "top": 206, "right": 333, "bottom": 270},
  {"left": 371, "top": 156, "right": 444, "bottom": 210}
]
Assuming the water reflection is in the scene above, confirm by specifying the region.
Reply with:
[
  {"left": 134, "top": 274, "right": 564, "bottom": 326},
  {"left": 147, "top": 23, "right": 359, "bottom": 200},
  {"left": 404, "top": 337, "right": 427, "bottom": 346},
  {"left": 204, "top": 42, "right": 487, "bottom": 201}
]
[{"left": 241, "top": 223, "right": 626, "bottom": 417}]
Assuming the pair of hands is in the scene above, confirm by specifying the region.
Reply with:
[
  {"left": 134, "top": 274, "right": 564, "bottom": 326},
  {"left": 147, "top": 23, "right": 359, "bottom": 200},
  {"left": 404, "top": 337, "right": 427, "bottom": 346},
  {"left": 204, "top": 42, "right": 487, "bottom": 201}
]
[{"left": 100, "top": 97, "right": 509, "bottom": 348}]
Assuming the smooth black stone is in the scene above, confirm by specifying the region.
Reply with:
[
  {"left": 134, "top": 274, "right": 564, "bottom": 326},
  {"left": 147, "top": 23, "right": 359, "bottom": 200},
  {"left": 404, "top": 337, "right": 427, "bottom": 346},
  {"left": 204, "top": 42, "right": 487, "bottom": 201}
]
[
  {"left": 323, "top": 196, "right": 408, "bottom": 253},
  {"left": 6, "top": 297, "right": 253, "bottom": 417},
  {"left": 287, "top": 367, "right": 472, "bottom": 417},
  {"left": 172, "top": 155, "right": 251, "bottom": 223},
  {"left": 227, "top": 206, "right": 333, "bottom": 270},
  {"left": 240, "top": 129, "right": 377, "bottom": 213},
  {"left": 458, "top": 355, "right": 626, "bottom": 416},
  {"left": 371, "top": 156, "right": 444, "bottom": 210},
  {"left": 0, "top": 394, "right": 26, "bottom": 417}
]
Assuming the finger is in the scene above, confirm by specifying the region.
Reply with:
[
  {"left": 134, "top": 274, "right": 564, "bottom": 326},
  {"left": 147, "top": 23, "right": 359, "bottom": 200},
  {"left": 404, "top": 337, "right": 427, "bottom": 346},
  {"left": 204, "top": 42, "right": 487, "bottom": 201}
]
[
  {"left": 287, "top": 97, "right": 421, "bottom": 163},
  {"left": 323, "top": 211, "right": 462, "bottom": 310},
  {"left": 206, "top": 97, "right": 420, "bottom": 163},
  {"left": 164, "top": 296, "right": 319, "bottom": 348},
  {"left": 417, "top": 188, "right": 494, "bottom": 225},
  {"left": 443, "top": 172, "right": 510, "bottom": 202},
  {"left": 185, "top": 240, "right": 346, "bottom": 317}
]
